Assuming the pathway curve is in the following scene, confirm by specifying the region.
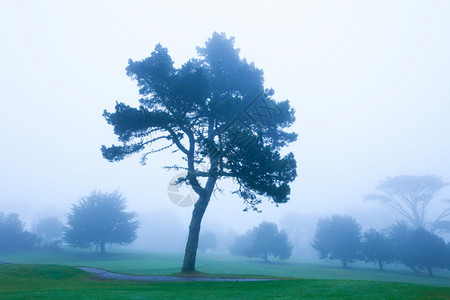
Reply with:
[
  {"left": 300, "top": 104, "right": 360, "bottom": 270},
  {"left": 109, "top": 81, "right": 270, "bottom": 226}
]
[{"left": 78, "top": 267, "right": 275, "bottom": 282}]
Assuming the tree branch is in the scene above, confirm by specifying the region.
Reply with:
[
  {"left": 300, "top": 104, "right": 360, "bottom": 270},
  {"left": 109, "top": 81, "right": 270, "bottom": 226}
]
[{"left": 166, "top": 127, "right": 189, "bottom": 155}]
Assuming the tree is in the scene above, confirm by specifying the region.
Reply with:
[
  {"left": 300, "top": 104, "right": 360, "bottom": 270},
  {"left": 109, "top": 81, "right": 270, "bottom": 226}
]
[
  {"left": 64, "top": 191, "right": 140, "bottom": 254},
  {"left": 389, "top": 222, "right": 449, "bottom": 276},
  {"left": 229, "top": 230, "right": 253, "bottom": 258},
  {"left": 34, "top": 216, "right": 64, "bottom": 244},
  {"left": 365, "top": 175, "right": 449, "bottom": 229},
  {"left": 312, "top": 215, "right": 361, "bottom": 268},
  {"left": 198, "top": 230, "right": 218, "bottom": 253},
  {"left": 361, "top": 228, "right": 395, "bottom": 270},
  {"left": 0, "top": 212, "right": 37, "bottom": 252},
  {"left": 101, "top": 32, "right": 297, "bottom": 272},
  {"left": 409, "top": 227, "right": 449, "bottom": 276},
  {"left": 230, "top": 221, "right": 292, "bottom": 261},
  {"left": 388, "top": 221, "right": 417, "bottom": 271}
]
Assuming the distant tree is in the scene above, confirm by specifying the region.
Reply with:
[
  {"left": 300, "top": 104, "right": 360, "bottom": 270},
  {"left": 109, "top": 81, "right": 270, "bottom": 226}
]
[
  {"left": 389, "top": 222, "right": 449, "bottom": 276},
  {"left": 34, "top": 217, "right": 64, "bottom": 244},
  {"left": 312, "top": 215, "right": 361, "bottom": 268},
  {"left": 229, "top": 230, "right": 253, "bottom": 257},
  {"left": 388, "top": 221, "right": 417, "bottom": 271},
  {"left": 101, "top": 32, "right": 297, "bottom": 272},
  {"left": 230, "top": 221, "right": 292, "bottom": 262},
  {"left": 64, "top": 191, "right": 140, "bottom": 254},
  {"left": 361, "top": 228, "right": 395, "bottom": 270},
  {"left": 408, "top": 227, "right": 449, "bottom": 276},
  {"left": 16, "top": 231, "right": 38, "bottom": 250},
  {"left": 279, "top": 213, "right": 317, "bottom": 259},
  {"left": 365, "top": 175, "right": 449, "bottom": 229},
  {"left": 0, "top": 212, "right": 37, "bottom": 252},
  {"left": 198, "top": 230, "right": 218, "bottom": 253},
  {"left": 251, "top": 221, "right": 292, "bottom": 261}
]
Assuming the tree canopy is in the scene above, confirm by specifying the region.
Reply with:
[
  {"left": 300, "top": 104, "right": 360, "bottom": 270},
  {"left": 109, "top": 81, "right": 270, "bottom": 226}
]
[
  {"left": 101, "top": 32, "right": 297, "bottom": 272},
  {"left": 230, "top": 221, "right": 292, "bottom": 261},
  {"left": 361, "top": 228, "right": 395, "bottom": 270},
  {"left": 408, "top": 227, "right": 449, "bottom": 276},
  {"left": 64, "top": 191, "right": 139, "bottom": 254},
  {"left": 388, "top": 221, "right": 417, "bottom": 271},
  {"left": 389, "top": 221, "right": 449, "bottom": 276},
  {"left": 0, "top": 212, "right": 36, "bottom": 252},
  {"left": 312, "top": 215, "right": 361, "bottom": 268},
  {"left": 365, "top": 175, "right": 449, "bottom": 229}
]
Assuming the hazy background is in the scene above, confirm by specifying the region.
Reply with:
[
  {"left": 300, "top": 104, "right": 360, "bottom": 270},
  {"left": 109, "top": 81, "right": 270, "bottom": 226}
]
[{"left": 1, "top": 1, "right": 449, "bottom": 255}]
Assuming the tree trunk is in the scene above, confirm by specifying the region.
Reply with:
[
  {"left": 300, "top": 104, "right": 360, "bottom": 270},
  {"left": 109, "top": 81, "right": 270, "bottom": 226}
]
[
  {"left": 378, "top": 260, "right": 384, "bottom": 271},
  {"left": 100, "top": 242, "right": 105, "bottom": 254},
  {"left": 181, "top": 193, "right": 211, "bottom": 273}
]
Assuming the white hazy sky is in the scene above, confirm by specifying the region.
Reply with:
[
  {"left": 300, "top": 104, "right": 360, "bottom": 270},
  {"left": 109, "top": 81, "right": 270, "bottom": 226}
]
[{"left": 1, "top": 0, "right": 449, "bottom": 232}]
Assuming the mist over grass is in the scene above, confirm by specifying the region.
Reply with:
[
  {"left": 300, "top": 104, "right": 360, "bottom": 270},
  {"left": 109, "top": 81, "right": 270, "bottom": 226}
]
[{"left": 1, "top": 249, "right": 449, "bottom": 287}]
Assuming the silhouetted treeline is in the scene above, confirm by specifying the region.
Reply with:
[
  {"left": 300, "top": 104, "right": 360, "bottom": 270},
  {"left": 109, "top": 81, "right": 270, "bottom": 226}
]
[
  {"left": 313, "top": 214, "right": 450, "bottom": 276},
  {"left": 0, "top": 212, "right": 66, "bottom": 253}
]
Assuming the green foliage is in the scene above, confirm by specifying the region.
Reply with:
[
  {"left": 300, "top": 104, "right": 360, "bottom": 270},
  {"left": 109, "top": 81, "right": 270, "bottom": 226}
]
[
  {"left": 230, "top": 221, "right": 293, "bottom": 261},
  {"left": 361, "top": 228, "right": 395, "bottom": 270},
  {"left": 64, "top": 191, "right": 139, "bottom": 253},
  {"left": 101, "top": 32, "right": 297, "bottom": 211},
  {"left": 312, "top": 215, "right": 361, "bottom": 267},
  {"left": 0, "top": 212, "right": 37, "bottom": 252}
]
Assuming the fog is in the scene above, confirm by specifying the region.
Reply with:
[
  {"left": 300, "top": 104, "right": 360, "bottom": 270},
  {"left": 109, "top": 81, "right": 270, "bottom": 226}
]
[{"left": 1, "top": 0, "right": 450, "bottom": 257}]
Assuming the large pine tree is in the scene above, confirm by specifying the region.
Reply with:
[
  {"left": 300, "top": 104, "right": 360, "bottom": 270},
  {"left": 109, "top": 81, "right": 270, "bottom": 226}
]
[{"left": 102, "top": 33, "right": 297, "bottom": 272}]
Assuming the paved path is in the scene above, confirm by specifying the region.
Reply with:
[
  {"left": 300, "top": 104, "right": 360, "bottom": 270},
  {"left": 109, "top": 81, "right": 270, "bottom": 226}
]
[{"left": 78, "top": 267, "right": 275, "bottom": 282}]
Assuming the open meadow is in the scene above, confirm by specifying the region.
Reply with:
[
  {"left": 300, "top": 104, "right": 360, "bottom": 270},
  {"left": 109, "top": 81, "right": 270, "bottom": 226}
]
[{"left": 1, "top": 249, "right": 449, "bottom": 299}]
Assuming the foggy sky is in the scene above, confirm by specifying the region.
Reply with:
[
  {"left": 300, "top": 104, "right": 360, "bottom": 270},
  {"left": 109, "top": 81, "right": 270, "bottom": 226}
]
[{"left": 1, "top": 1, "right": 449, "bottom": 236}]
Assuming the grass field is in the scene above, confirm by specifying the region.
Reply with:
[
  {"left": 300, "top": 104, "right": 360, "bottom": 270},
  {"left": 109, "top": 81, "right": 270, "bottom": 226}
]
[
  {"left": 1, "top": 249, "right": 449, "bottom": 286},
  {"left": 1, "top": 249, "right": 449, "bottom": 299},
  {"left": 1, "top": 264, "right": 449, "bottom": 299}
]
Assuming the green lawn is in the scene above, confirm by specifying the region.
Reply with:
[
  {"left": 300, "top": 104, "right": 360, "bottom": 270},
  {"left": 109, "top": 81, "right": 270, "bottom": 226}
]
[
  {"left": 1, "top": 249, "right": 449, "bottom": 287},
  {"left": 1, "top": 264, "right": 449, "bottom": 299}
]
